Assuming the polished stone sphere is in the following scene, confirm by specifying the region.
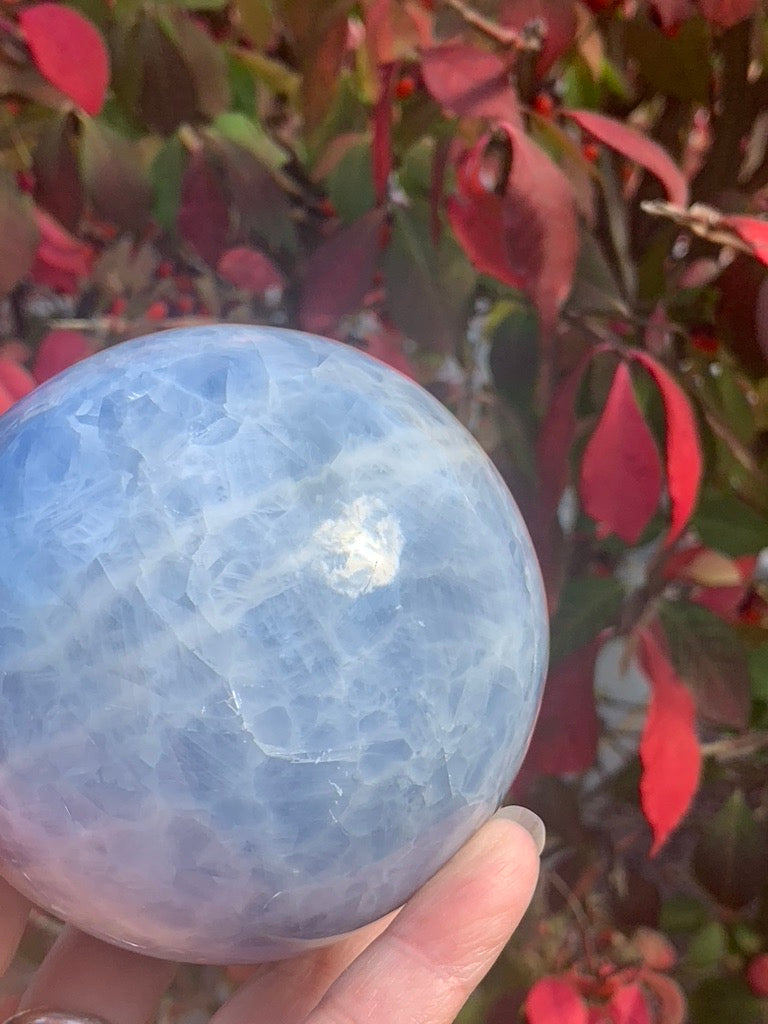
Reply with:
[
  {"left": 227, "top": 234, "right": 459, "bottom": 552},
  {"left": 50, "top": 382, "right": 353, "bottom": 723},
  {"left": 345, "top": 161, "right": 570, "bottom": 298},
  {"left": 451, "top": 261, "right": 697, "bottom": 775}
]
[{"left": 0, "top": 326, "right": 547, "bottom": 964}]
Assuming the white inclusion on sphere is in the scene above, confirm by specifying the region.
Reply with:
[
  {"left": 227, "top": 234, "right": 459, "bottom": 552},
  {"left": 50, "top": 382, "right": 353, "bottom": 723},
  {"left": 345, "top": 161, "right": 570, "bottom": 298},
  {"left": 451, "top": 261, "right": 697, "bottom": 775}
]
[{"left": 311, "top": 496, "right": 404, "bottom": 598}]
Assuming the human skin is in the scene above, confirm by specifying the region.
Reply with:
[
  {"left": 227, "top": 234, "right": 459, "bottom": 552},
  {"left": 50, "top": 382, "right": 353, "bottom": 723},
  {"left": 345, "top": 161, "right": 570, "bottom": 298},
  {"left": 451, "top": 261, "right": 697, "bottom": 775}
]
[{"left": 0, "top": 809, "right": 540, "bottom": 1024}]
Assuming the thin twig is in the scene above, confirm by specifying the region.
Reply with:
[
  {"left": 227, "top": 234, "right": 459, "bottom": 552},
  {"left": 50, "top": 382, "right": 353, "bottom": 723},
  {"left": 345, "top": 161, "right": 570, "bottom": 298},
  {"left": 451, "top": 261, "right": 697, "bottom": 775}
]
[
  {"left": 50, "top": 315, "right": 218, "bottom": 334},
  {"left": 700, "top": 732, "right": 768, "bottom": 762},
  {"left": 546, "top": 870, "right": 598, "bottom": 971},
  {"left": 441, "top": 0, "right": 542, "bottom": 50}
]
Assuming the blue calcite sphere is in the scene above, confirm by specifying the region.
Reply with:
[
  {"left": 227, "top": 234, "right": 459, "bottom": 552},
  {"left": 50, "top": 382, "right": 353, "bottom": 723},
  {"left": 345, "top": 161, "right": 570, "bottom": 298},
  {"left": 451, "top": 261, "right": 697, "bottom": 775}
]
[{"left": 0, "top": 326, "right": 547, "bottom": 964}]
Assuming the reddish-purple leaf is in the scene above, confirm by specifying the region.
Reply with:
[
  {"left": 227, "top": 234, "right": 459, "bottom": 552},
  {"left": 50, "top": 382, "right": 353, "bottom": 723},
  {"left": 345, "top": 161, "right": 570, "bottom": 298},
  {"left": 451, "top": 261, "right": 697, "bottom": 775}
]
[
  {"left": 499, "top": 0, "right": 577, "bottom": 77},
  {"left": 520, "top": 641, "right": 601, "bottom": 779},
  {"left": 564, "top": 109, "right": 689, "bottom": 207},
  {"left": 178, "top": 151, "right": 230, "bottom": 267},
  {"left": 638, "top": 629, "right": 701, "bottom": 855},
  {"left": 19, "top": 4, "right": 109, "bottom": 115},
  {"left": 0, "top": 174, "right": 39, "bottom": 296},
  {"left": 30, "top": 207, "right": 92, "bottom": 295},
  {"left": 372, "top": 62, "right": 394, "bottom": 204},
  {"left": 299, "top": 209, "right": 385, "bottom": 334},
  {"left": 725, "top": 215, "right": 768, "bottom": 266},
  {"left": 0, "top": 358, "right": 35, "bottom": 401},
  {"left": 217, "top": 247, "right": 286, "bottom": 297},
  {"left": 537, "top": 353, "right": 591, "bottom": 517},
  {"left": 447, "top": 124, "right": 578, "bottom": 333},
  {"left": 652, "top": 0, "right": 697, "bottom": 31},
  {"left": 32, "top": 329, "right": 92, "bottom": 384},
  {"left": 525, "top": 977, "right": 589, "bottom": 1024},
  {"left": 420, "top": 44, "right": 521, "bottom": 124},
  {"left": 580, "top": 362, "right": 663, "bottom": 544},
  {"left": 631, "top": 352, "right": 702, "bottom": 546},
  {"left": 696, "top": 0, "right": 758, "bottom": 27}
]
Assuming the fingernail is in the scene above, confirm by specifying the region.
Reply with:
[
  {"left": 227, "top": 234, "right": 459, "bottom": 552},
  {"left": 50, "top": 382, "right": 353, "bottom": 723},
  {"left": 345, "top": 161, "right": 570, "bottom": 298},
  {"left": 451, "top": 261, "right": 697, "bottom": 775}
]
[{"left": 494, "top": 805, "right": 546, "bottom": 856}]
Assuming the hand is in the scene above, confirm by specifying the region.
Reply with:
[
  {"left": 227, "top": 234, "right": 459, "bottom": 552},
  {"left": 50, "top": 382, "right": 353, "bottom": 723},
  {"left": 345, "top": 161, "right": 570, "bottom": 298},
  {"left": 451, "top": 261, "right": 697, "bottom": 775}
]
[{"left": 0, "top": 806, "right": 543, "bottom": 1024}]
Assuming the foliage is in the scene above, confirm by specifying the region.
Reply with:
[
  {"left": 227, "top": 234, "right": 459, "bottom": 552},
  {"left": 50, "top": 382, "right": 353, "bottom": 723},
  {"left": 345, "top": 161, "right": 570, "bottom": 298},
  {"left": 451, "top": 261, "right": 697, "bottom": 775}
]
[{"left": 0, "top": 0, "right": 767, "bottom": 1020}]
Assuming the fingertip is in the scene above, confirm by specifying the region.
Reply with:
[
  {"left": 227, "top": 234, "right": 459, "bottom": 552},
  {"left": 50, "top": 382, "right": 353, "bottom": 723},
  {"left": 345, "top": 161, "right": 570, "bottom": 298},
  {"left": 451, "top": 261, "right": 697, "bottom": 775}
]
[{"left": 492, "top": 804, "right": 546, "bottom": 856}]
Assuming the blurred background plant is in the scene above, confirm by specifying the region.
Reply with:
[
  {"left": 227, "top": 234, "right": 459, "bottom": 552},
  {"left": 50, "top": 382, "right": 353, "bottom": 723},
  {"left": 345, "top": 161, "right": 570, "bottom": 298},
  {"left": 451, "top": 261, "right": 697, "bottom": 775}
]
[{"left": 0, "top": 0, "right": 767, "bottom": 1020}]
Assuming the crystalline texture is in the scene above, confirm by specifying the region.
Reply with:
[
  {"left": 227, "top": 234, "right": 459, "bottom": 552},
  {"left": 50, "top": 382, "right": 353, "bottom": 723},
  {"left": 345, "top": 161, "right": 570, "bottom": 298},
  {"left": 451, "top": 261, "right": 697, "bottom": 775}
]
[{"left": 0, "top": 326, "right": 547, "bottom": 963}]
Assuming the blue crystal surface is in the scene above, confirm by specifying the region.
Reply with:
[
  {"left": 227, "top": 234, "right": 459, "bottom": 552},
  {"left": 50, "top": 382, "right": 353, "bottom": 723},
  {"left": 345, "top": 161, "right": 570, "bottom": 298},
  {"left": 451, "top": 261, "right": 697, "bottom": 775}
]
[{"left": 0, "top": 326, "right": 547, "bottom": 964}]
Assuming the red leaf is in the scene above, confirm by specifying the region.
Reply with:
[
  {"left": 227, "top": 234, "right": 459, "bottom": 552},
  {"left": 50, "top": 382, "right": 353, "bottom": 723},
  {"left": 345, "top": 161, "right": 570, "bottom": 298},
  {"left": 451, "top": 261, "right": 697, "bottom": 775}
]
[
  {"left": 19, "top": 4, "right": 109, "bottom": 115},
  {"left": 499, "top": 0, "right": 577, "bottom": 77},
  {"left": 299, "top": 209, "right": 386, "bottom": 334},
  {"left": 637, "top": 629, "right": 702, "bottom": 855},
  {"left": 579, "top": 362, "right": 663, "bottom": 544},
  {"left": 420, "top": 43, "right": 521, "bottom": 123},
  {"left": 640, "top": 973, "right": 686, "bottom": 1024},
  {"left": 178, "top": 152, "right": 230, "bottom": 266},
  {"left": 696, "top": 0, "right": 758, "bottom": 27},
  {"left": 33, "top": 329, "right": 93, "bottom": 383},
  {"left": 447, "top": 124, "right": 578, "bottom": 333},
  {"left": 217, "top": 247, "right": 286, "bottom": 297},
  {"left": 0, "top": 358, "right": 34, "bottom": 401},
  {"left": 724, "top": 216, "right": 768, "bottom": 266},
  {"left": 0, "top": 383, "right": 15, "bottom": 417},
  {"left": 362, "top": 320, "right": 416, "bottom": 378},
  {"left": 519, "top": 641, "right": 601, "bottom": 780},
  {"left": 746, "top": 953, "right": 768, "bottom": 998},
  {"left": 30, "top": 207, "right": 93, "bottom": 294},
  {"left": 563, "top": 110, "right": 689, "bottom": 207},
  {"left": 372, "top": 62, "right": 394, "bottom": 204},
  {"left": 631, "top": 352, "right": 702, "bottom": 546},
  {"left": 525, "top": 977, "right": 589, "bottom": 1024},
  {"left": 606, "top": 983, "right": 652, "bottom": 1024}
]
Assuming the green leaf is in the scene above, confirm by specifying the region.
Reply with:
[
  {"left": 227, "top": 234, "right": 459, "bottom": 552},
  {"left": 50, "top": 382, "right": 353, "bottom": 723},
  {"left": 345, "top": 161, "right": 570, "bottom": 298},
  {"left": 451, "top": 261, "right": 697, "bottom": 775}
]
[
  {"left": 688, "top": 977, "right": 763, "bottom": 1024},
  {"left": 80, "top": 117, "right": 151, "bottom": 232},
  {"left": 171, "top": 11, "right": 230, "bottom": 120},
  {"left": 233, "top": 49, "right": 301, "bottom": 101},
  {"left": 686, "top": 921, "right": 729, "bottom": 968},
  {"left": 549, "top": 576, "right": 624, "bottom": 665},
  {"left": 234, "top": 0, "right": 274, "bottom": 46},
  {"left": 175, "top": 0, "right": 228, "bottom": 9},
  {"left": 150, "top": 134, "right": 187, "bottom": 232},
  {"left": 749, "top": 645, "right": 768, "bottom": 702},
  {"left": 227, "top": 54, "right": 257, "bottom": 117},
  {"left": 693, "top": 791, "right": 768, "bottom": 909},
  {"left": 324, "top": 136, "right": 376, "bottom": 223},
  {"left": 625, "top": 15, "right": 710, "bottom": 103},
  {"left": 658, "top": 601, "right": 751, "bottom": 729},
  {"left": 383, "top": 201, "right": 475, "bottom": 354},
  {"left": 694, "top": 488, "right": 768, "bottom": 556},
  {"left": 659, "top": 894, "right": 710, "bottom": 933},
  {"left": 211, "top": 112, "right": 287, "bottom": 172},
  {"left": 566, "top": 228, "right": 630, "bottom": 317}
]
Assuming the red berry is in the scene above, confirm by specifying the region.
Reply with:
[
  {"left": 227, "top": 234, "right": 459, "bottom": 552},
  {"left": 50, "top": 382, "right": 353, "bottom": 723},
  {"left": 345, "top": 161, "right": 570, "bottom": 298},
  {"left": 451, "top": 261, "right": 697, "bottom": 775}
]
[
  {"left": 582, "top": 141, "right": 600, "bottom": 163},
  {"left": 395, "top": 75, "right": 416, "bottom": 100},
  {"left": 533, "top": 92, "right": 555, "bottom": 118},
  {"left": 747, "top": 954, "right": 768, "bottom": 997},
  {"left": 157, "top": 260, "right": 173, "bottom": 279},
  {"left": 690, "top": 328, "right": 718, "bottom": 354},
  {"left": 146, "top": 300, "right": 168, "bottom": 321},
  {"left": 319, "top": 198, "right": 336, "bottom": 218},
  {"left": 176, "top": 294, "right": 195, "bottom": 315},
  {"left": 109, "top": 296, "right": 127, "bottom": 316}
]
